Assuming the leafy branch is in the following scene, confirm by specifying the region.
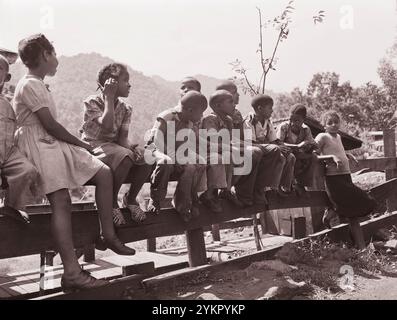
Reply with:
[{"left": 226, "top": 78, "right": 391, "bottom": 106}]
[{"left": 231, "top": 1, "right": 325, "bottom": 96}]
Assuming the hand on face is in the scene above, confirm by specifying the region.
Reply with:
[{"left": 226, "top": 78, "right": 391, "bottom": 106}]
[{"left": 102, "top": 78, "right": 119, "bottom": 98}]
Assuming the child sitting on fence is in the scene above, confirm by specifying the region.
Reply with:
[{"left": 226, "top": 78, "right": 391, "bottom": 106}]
[
  {"left": 214, "top": 81, "right": 266, "bottom": 206},
  {"left": 315, "top": 110, "right": 377, "bottom": 249},
  {"left": 180, "top": 77, "right": 201, "bottom": 97},
  {"left": 0, "top": 53, "right": 38, "bottom": 224},
  {"left": 277, "top": 104, "right": 319, "bottom": 194},
  {"left": 13, "top": 34, "right": 135, "bottom": 292},
  {"left": 81, "top": 63, "right": 153, "bottom": 225},
  {"left": 243, "top": 94, "right": 295, "bottom": 196},
  {"left": 145, "top": 91, "right": 207, "bottom": 222},
  {"left": 200, "top": 90, "right": 262, "bottom": 212}
]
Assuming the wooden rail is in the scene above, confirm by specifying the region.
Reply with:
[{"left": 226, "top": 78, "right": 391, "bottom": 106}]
[
  {"left": 0, "top": 190, "right": 329, "bottom": 260},
  {"left": 1, "top": 155, "right": 396, "bottom": 261}
]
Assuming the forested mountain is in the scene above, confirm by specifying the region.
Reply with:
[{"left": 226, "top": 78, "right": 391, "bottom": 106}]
[
  {"left": 7, "top": 53, "right": 266, "bottom": 145},
  {"left": 8, "top": 53, "right": 179, "bottom": 144}
]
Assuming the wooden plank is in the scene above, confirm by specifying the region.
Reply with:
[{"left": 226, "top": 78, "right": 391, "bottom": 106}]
[
  {"left": 0, "top": 191, "right": 330, "bottom": 259},
  {"left": 0, "top": 283, "right": 20, "bottom": 298},
  {"left": 259, "top": 212, "right": 267, "bottom": 235},
  {"left": 278, "top": 208, "right": 295, "bottom": 236},
  {"left": 25, "top": 202, "right": 95, "bottom": 214},
  {"left": 0, "top": 285, "right": 13, "bottom": 298},
  {"left": 83, "top": 244, "right": 95, "bottom": 263},
  {"left": 265, "top": 210, "right": 280, "bottom": 235},
  {"left": 36, "top": 212, "right": 397, "bottom": 300},
  {"left": 211, "top": 224, "right": 221, "bottom": 242},
  {"left": 146, "top": 238, "right": 156, "bottom": 252},
  {"left": 185, "top": 228, "right": 207, "bottom": 267},
  {"left": 36, "top": 274, "right": 146, "bottom": 300},
  {"left": 351, "top": 157, "right": 397, "bottom": 173},
  {"left": 122, "top": 262, "right": 155, "bottom": 277},
  {"left": 292, "top": 217, "right": 306, "bottom": 239},
  {"left": 303, "top": 207, "right": 314, "bottom": 235}
]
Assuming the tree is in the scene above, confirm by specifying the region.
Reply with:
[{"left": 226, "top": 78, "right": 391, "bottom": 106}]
[
  {"left": 378, "top": 41, "right": 397, "bottom": 128},
  {"left": 231, "top": 1, "right": 325, "bottom": 96},
  {"left": 378, "top": 42, "right": 397, "bottom": 102}
]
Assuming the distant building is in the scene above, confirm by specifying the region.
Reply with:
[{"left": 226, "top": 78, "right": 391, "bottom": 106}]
[{"left": 367, "top": 130, "right": 397, "bottom": 153}]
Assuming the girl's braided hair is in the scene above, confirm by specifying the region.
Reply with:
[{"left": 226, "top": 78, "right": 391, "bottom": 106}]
[{"left": 97, "top": 63, "right": 128, "bottom": 89}]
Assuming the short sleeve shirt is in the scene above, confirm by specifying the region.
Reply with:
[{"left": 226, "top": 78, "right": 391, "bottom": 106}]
[
  {"left": 243, "top": 112, "right": 277, "bottom": 144},
  {"left": 80, "top": 94, "right": 132, "bottom": 145},
  {"left": 145, "top": 107, "right": 196, "bottom": 156},
  {"left": 277, "top": 121, "right": 316, "bottom": 145},
  {"left": 0, "top": 95, "right": 16, "bottom": 163}
]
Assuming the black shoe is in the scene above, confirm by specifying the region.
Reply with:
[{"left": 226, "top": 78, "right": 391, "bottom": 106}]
[
  {"left": 0, "top": 206, "right": 30, "bottom": 224},
  {"left": 293, "top": 183, "right": 306, "bottom": 197},
  {"left": 322, "top": 208, "right": 339, "bottom": 229},
  {"left": 219, "top": 190, "right": 244, "bottom": 208},
  {"left": 147, "top": 198, "right": 161, "bottom": 215},
  {"left": 178, "top": 210, "right": 193, "bottom": 223},
  {"left": 61, "top": 270, "right": 109, "bottom": 293},
  {"left": 276, "top": 187, "right": 291, "bottom": 198},
  {"left": 96, "top": 236, "right": 136, "bottom": 256}
]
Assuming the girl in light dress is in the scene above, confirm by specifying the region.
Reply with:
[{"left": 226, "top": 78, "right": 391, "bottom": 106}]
[{"left": 13, "top": 34, "right": 135, "bottom": 292}]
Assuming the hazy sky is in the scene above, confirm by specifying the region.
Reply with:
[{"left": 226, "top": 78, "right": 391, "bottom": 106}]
[{"left": 0, "top": 0, "right": 396, "bottom": 92}]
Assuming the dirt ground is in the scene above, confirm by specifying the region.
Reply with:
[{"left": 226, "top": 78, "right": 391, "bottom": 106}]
[{"left": 135, "top": 230, "right": 397, "bottom": 301}]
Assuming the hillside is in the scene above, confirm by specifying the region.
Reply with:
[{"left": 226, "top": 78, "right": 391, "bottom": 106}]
[
  {"left": 8, "top": 53, "right": 179, "bottom": 144},
  {"left": 152, "top": 74, "right": 276, "bottom": 117},
  {"left": 7, "top": 52, "right": 279, "bottom": 145}
]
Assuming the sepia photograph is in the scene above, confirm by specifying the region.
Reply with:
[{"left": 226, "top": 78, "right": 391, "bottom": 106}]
[{"left": 1, "top": 0, "right": 397, "bottom": 304}]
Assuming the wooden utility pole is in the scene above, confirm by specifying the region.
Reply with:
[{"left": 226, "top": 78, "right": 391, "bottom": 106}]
[{"left": 383, "top": 129, "right": 397, "bottom": 212}]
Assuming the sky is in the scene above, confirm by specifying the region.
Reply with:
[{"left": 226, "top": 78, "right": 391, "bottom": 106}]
[{"left": 0, "top": 0, "right": 396, "bottom": 92}]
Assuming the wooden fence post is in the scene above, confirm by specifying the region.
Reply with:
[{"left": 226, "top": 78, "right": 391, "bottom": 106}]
[
  {"left": 83, "top": 244, "right": 95, "bottom": 263},
  {"left": 383, "top": 129, "right": 397, "bottom": 212},
  {"left": 185, "top": 228, "right": 207, "bottom": 267},
  {"left": 211, "top": 224, "right": 221, "bottom": 242},
  {"left": 259, "top": 212, "right": 267, "bottom": 234},
  {"left": 147, "top": 238, "right": 156, "bottom": 252},
  {"left": 292, "top": 216, "right": 306, "bottom": 239},
  {"left": 309, "top": 161, "right": 327, "bottom": 233}
]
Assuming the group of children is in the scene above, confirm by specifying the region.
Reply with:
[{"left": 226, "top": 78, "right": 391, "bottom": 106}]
[{"left": 0, "top": 33, "right": 377, "bottom": 292}]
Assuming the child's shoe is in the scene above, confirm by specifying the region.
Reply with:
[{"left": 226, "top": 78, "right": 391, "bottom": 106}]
[
  {"left": 200, "top": 192, "right": 222, "bottom": 213},
  {"left": 61, "top": 270, "right": 109, "bottom": 293},
  {"left": 127, "top": 204, "right": 147, "bottom": 222},
  {"left": 276, "top": 186, "right": 292, "bottom": 198},
  {"left": 122, "top": 193, "right": 147, "bottom": 222},
  {"left": 293, "top": 183, "right": 307, "bottom": 197},
  {"left": 147, "top": 198, "right": 161, "bottom": 215},
  {"left": 219, "top": 190, "right": 244, "bottom": 208},
  {"left": 96, "top": 236, "right": 136, "bottom": 255},
  {"left": 0, "top": 206, "right": 30, "bottom": 224},
  {"left": 179, "top": 210, "right": 193, "bottom": 223},
  {"left": 322, "top": 208, "right": 340, "bottom": 229}
]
